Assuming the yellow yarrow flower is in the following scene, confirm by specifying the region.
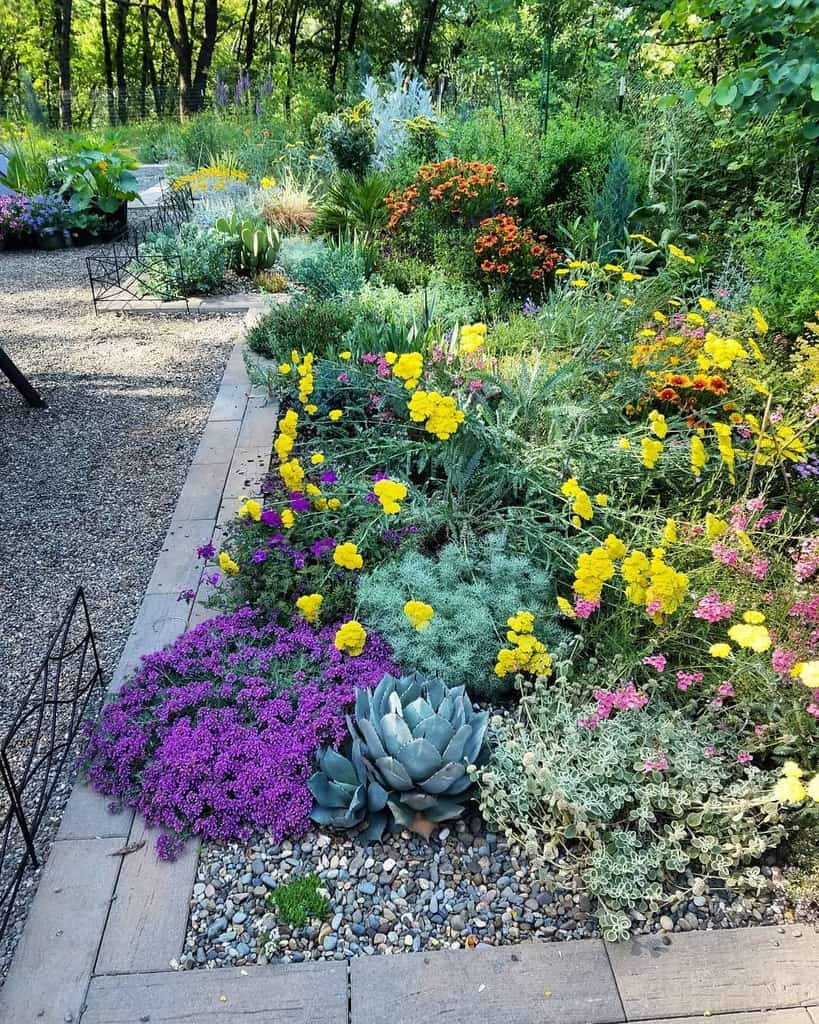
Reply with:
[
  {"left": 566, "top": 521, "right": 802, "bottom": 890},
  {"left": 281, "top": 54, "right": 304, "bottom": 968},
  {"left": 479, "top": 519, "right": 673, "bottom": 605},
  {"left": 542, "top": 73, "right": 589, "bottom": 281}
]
[
  {"left": 333, "top": 542, "right": 363, "bottom": 570},
  {"left": 641, "top": 437, "right": 664, "bottom": 469},
  {"left": 668, "top": 243, "right": 694, "bottom": 264},
  {"left": 281, "top": 509, "right": 296, "bottom": 529},
  {"left": 296, "top": 593, "right": 323, "bottom": 623},
  {"left": 727, "top": 622, "right": 771, "bottom": 653},
  {"left": 403, "top": 600, "right": 434, "bottom": 631},
  {"left": 799, "top": 660, "right": 819, "bottom": 688},
  {"left": 691, "top": 435, "right": 708, "bottom": 475},
  {"left": 372, "top": 478, "right": 407, "bottom": 515},
  {"left": 709, "top": 643, "right": 732, "bottom": 659},
  {"left": 311, "top": 453, "right": 325, "bottom": 465},
  {"left": 334, "top": 620, "right": 367, "bottom": 657},
  {"left": 329, "top": 409, "right": 343, "bottom": 422}
]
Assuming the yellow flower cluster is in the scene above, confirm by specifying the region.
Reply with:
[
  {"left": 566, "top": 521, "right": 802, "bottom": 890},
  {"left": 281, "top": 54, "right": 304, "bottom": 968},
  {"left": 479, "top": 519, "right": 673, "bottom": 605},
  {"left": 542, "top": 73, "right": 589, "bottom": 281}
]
[
  {"left": 260, "top": 176, "right": 278, "bottom": 189},
  {"left": 218, "top": 551, "right": 239, "bottom": 575},
  {"left": 726, "top": 610, "right": 772, "bottom": 653},
  {"left": 238, "top": 499, "right": 262, "bottom": 522},
  {"left": 458, "top": 322, "right": 487, "bottom": 356},
  {"left": 296, "top": 593, "right": 323, "bottom": 623},
  {"left": 296, "top": 352, "right": 314, "bottom": 406},
  {"left": 373, "top": 478, "right": 407, "bottom": 514},
  {"left": 334, "top": 620, "right": 367, "bottom": 657},
  {"left": 407, "top": 390, "right": 464, "bottom": 440},
  {"left": 701, "top": 334, "right": 747, "bottom": 371},
  {"left": 648, "top": 410, "right": 667, "bottom": 439},
  {"left": 691, "top": 435, "right": 708, "bottom": 475},
  {"left": 742, "top": 414, "right": 807, "bottom": 466},
  {"left": 800, "top": 661, "right": 819, "bottom": 688},
  {"left": 712, "top": 422, "right": 736, "bottom": 483},
  {"left": 279, "top": 457, "right": 305, "bottom": 492},
  {"left": 571, "top": 535, "right": 626, "bottom": 603},
  {"left": 641, "top": 437, "right": 664, "bottom": 469},
  {"left": 772, "top": 761, "right": 819, "bottom": 805},
  {"left": 333, "top": 542, "right": 363, "bottom": 570},
  {"left": 172, "top": 165, "right": 249, "bottom": 193},
  {"left": 403, "top": 600, "right": 434, "bottom": 631},
  {"left": 560, "top": 478, "right": 593, "bottom": 528},
  {"left": 391, "top": 351, "right": 424, "bottom": 390},
  {"left": 621, "top": 547, "right": 688, "bottom": 623},
  {"left": 274, "top": 409, "right": 299, "bottom": 461},
  {"left": 494, "top": 611, "right": 553, "bottom": 678}
]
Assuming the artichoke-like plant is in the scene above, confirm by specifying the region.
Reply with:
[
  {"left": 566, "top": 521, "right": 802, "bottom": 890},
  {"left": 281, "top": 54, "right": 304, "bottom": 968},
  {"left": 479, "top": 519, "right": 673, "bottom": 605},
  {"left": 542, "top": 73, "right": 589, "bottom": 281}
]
[{"left": 309, "top": 673, "right": 488, "bottom": 839}]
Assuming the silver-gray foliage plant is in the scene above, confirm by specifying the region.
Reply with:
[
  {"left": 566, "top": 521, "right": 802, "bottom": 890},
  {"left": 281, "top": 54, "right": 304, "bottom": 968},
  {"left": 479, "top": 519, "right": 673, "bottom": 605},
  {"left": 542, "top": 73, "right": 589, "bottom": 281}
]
[
  {"left": 356, "top": 534, "right": 563, "bottom": 700},
  {"left": 361, "top": 61, "right": 436, "bottom": 169}
]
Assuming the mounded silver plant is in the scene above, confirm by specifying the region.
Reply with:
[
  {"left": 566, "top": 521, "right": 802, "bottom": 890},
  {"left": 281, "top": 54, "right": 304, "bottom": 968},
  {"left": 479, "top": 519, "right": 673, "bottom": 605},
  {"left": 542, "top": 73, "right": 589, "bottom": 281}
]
[{"left": 309, "top": 672, "right": 488, "bottom": 839}]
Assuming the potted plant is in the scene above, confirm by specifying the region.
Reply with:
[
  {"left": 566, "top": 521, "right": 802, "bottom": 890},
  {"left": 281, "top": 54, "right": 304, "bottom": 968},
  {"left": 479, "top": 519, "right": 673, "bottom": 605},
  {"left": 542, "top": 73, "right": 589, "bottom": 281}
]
[
  {"left": 0, "top": 194, "right": 33, "bottom": 250},
  {"left": 26, "top": 194, "right": 74, "bottom": 250},
  {"left": 55, "top": 149, "right": 140, "bottom": 243}
]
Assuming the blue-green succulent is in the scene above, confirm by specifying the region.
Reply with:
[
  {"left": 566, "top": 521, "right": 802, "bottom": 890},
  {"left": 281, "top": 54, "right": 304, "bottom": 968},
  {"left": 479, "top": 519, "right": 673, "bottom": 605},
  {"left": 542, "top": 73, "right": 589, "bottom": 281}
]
[{"left": 309, "top": 672, "right": 488, "bottom": 839}]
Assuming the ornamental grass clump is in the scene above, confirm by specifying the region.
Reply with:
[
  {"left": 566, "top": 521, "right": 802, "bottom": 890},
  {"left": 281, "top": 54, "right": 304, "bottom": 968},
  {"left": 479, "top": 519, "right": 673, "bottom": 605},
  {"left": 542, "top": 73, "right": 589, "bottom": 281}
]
[{"left": 81, "top": 607, "right": 398, "bottom": 858}]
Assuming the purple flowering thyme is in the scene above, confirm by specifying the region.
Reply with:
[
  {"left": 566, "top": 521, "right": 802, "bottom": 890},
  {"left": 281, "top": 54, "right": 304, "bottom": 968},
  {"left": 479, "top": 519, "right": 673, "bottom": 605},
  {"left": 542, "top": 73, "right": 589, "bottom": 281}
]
[{"left": 82, "top": 607, "right": 397, "bottom": 858}]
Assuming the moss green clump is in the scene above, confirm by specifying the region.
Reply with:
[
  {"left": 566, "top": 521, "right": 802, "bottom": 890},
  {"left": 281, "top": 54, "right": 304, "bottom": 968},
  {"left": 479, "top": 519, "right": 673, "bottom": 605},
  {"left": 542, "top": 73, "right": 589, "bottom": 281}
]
[{"left": 267, "top": 874, "right": 329, "bottom": 927}]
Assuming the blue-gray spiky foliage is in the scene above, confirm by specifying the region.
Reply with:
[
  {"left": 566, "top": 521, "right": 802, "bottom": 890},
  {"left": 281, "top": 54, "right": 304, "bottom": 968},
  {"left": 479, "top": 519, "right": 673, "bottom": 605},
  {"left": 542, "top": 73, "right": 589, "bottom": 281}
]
[
  {"left": 309, "top": 672, "right": 488, "bottom": 839},
  {"left": 356, "top": 534, "right": 565, "bottom": 700}
]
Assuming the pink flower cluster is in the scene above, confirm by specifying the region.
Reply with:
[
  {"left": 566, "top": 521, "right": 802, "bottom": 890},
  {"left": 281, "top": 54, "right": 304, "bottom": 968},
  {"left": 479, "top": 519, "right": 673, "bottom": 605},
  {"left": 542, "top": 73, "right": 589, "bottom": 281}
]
[
  {"left": 693, "top": 592, "right": 735, "bottom": 623},
  {"left": 676, "top": 670, "right": 704, "bottom": 692},
  {"left": 793, "top": 537, "right": 819, "bottom": 583},
  {"left": 642, "top": 754, "right": 669, "bottom": 773},
  {"left": 642, "top": 654, "right": 667, "bottom": 672},
  {"left": 578, "top": 683, "right": 648, "bottom": 729}
]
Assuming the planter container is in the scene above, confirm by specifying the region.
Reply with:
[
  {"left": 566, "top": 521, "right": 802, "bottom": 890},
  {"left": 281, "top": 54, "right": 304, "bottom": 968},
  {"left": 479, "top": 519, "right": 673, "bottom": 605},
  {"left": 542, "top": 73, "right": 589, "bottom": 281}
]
[{"left": 36, "top": 230, "right": 72, "bottom": 251}]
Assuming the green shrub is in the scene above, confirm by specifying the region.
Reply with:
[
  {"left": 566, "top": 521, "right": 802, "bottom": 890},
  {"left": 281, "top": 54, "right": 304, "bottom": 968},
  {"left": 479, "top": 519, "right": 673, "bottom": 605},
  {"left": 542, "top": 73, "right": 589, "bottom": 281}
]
[
  {"left": 267, "top": 875, "right": 329, "bottom": 927},
  {"left": 356, "top": 534, "right": 562, "bottom": 700},
  {"left": 246, "top": 295, "right": 358, "bottom": 360},
  {"left": 357, "top": 277, "right": 484, "bottom": 330},
  {"left": 285, "top": 238, "right": 367, "bottom": 299},
  {"left": 479, "top": 670, "right": 785, "bottom": 940},
  {"left": 735, "top": 205, "right": 819, "bottom": 336},
  {"left": 375, "top": 254, "right": 432, "bottom": 293},
  {"left": 136, "top": 222, "right": 231, "bottom": 297}
]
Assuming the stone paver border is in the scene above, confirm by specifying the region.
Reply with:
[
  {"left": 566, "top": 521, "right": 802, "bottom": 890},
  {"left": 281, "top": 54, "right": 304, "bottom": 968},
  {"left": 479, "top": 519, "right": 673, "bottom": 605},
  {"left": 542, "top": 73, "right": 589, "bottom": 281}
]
[{"left": 0, "top": 328, "right": 817, "bottom": 1023}]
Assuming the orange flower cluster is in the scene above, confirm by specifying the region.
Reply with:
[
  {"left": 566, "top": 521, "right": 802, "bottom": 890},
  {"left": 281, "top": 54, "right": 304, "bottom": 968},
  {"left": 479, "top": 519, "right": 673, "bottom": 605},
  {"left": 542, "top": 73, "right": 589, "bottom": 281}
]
[
  {"left": 474, "top": 213, "right": 561, "bottom": 282},
  {"left": 385, "top": 158, "right": 510, "bottom": 231},
  {"left": 655, "top": 372, "right": 730, "bottom": 407}
]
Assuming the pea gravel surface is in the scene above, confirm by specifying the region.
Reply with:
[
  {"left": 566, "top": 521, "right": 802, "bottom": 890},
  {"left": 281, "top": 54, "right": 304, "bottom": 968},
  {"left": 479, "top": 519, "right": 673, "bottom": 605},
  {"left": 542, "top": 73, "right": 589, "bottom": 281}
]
[
  {"left": 0, "top": 242, "right": 241, "bottom": 981},
  {"left": 182, "top": 821, "right": 795, "bottom": 970}
]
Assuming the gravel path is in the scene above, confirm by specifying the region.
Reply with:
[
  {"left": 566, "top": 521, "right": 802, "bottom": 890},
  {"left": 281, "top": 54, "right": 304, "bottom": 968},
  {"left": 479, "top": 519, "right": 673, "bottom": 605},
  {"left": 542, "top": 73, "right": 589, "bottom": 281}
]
[
  {"left": 182, "top": 821, "right": 790, "bottom": 969},
  {"left": 0, "top": 242, "right": 240, "bottom": 979}
]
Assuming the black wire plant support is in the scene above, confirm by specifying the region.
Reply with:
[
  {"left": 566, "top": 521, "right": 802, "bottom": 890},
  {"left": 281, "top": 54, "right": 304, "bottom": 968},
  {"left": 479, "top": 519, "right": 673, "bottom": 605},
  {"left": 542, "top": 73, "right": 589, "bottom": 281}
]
[
  {"left": 85, "top": 183, "right": 196, "bottom": 314},
  {"left": 0, "top": 588, "right": 103, "bottom": 935}
]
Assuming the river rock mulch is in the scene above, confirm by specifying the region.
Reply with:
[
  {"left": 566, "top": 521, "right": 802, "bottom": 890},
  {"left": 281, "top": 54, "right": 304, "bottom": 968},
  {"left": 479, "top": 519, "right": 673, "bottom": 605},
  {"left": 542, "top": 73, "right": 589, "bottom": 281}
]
[{"left": 182, "top": 819, "right": 792, "bottom": 969}]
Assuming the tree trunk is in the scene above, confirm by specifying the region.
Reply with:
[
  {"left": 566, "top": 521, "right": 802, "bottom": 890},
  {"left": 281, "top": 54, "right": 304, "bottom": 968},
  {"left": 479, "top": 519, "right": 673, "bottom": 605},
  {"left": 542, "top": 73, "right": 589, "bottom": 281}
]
[
  {"left": 328, "top": 0, "right": 344, "bottom": 90},
  {"left": 798, "top": 150, "right": 816, "bottom": 221},
  {"left": 113, "top": 0, "right": 129, "bottom": 123},
  {"left": 244, "top": 0, "right": 258, "bottom": 69},
  {"left": 54, "top": 0, "right": 72, "bottom": 127},
  {"left": 157, "top": 0, "right": 220, "bottom": 118},
  {"left": 414, "top": 0, "right": 439, "bottom": 76},
  {"left": 346, "top": 0, "right": 361, "bottom": 54},
  {"left": 284, "top": 0, "right": 298, "bottom": 117},
  {"left": 99, "top": 0, "right": 116, "bottom": 124}
]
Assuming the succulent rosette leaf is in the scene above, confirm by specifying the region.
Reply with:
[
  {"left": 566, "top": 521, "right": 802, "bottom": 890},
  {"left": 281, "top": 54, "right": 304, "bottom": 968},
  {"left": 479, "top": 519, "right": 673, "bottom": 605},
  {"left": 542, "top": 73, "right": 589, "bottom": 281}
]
[{"left": 310, "top": 672, "right": 488, "bottom": 839}]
